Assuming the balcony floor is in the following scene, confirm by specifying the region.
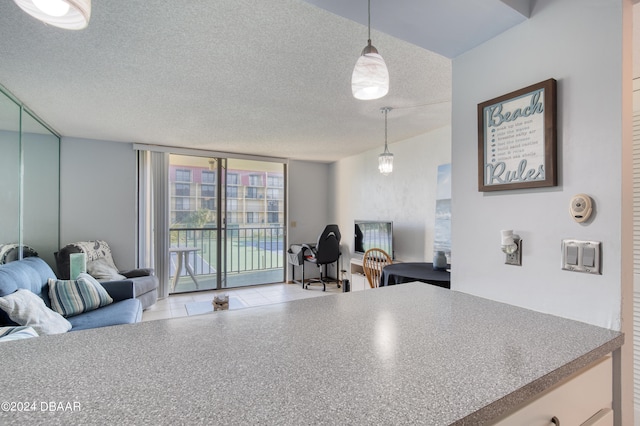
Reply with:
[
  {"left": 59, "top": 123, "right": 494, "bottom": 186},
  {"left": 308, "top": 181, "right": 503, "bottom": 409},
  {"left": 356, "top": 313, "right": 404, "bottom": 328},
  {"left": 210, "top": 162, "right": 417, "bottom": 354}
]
[{"left": 170, "top": 269, "right": 285, "bottom": 294}]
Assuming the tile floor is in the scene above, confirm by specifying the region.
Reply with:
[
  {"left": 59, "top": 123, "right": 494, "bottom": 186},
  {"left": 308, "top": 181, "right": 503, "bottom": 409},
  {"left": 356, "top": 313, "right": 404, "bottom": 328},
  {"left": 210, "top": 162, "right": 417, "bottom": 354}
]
[{"left": 142, "top": 281, "right": 343, "bottom": 322}]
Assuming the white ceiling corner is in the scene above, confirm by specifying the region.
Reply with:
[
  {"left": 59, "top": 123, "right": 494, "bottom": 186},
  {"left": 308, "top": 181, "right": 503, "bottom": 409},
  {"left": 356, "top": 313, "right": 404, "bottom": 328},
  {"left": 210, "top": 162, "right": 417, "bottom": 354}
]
[{"left": 499, "top": 0, "right": 532, "bottom": 18}]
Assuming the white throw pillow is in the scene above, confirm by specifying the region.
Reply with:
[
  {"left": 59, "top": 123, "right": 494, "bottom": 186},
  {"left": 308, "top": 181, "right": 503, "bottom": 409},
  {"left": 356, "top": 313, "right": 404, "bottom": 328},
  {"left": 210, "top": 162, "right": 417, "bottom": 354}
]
[
  {"left": 0, "top": 289, "right": 71, "bottom": 335},
  {"left": 87, "top": 257, "right": 126, "bottom": 281}
]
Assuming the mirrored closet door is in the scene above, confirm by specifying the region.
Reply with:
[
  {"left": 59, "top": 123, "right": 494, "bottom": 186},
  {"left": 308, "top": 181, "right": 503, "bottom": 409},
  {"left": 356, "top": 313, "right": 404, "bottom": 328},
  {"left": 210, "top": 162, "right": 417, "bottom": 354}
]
[{"left": 0, "top": 85, "right": 60, "bottom": 267}]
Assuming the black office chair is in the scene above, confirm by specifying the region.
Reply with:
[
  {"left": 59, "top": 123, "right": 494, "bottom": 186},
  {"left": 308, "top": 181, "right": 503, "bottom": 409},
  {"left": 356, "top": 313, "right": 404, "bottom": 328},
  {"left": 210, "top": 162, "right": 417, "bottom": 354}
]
[{"left": 301, "top": 225, "right": 342, "bottom": 291}]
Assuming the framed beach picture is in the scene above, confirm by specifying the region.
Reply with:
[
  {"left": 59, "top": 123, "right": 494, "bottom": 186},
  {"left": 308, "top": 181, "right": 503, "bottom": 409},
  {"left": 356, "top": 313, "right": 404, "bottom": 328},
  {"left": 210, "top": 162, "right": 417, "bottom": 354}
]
[{"left": 477, "top": 79, "right": 557, "bottom": 192}]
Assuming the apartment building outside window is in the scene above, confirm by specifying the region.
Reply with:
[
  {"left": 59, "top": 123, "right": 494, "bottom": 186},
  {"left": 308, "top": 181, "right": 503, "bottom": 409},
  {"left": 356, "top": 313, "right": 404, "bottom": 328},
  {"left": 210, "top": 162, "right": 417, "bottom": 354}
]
[
  {"left": 175, "top": 198, "right": 190, "bottom": 210},
  {"left": 175, "top": 183, "right": 190, "bottom": 196},
  {"left": 176, "top": 169, "right": 191, "bottom": 182},
  {"left": 201, "top": 199, "right": 215, "bottom": 210},
  {"left": 227, "top": 186, "right": 238, "bottom": 198},
  {"left": 249, "top": 174, "right": 262, "bottom": 186},
  {"left": 202, "top": 170, "right": 215, "bottom": 184},
  {"left": 246, "top": 187, "right": 258, "bottom": 199},
  {"left": 267, "top": 175, "right": 283, "bottom": 187},
  {"left": 201, "top": 184, "right": 215, "bottom": 198},
  {"left": 266, "top": 188, "right": 280, "bottom": 199}
]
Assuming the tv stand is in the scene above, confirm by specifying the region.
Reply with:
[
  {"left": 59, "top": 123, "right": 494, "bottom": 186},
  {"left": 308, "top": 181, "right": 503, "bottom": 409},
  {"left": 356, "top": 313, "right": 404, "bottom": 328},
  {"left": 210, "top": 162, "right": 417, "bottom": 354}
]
[{"left": 349, "top": 257, "right": 369, "bottom": 291}]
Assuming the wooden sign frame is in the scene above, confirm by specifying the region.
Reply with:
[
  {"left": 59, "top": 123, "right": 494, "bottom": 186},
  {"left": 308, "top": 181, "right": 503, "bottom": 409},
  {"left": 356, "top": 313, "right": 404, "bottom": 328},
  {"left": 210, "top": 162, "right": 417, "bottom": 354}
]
[{"left": 477, "top": 79, "right": 557, "bottom": 192}]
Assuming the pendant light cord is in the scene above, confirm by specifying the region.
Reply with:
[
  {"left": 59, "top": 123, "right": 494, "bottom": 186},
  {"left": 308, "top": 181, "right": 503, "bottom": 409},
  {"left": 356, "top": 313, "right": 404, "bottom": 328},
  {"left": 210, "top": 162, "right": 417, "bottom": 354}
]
[
  {"left": 384, "top": 108, "right": 388, "bottom": 151},
  {"left": 368, "top": 0, "right": 371, "bottom": 43},
  {"left": 382, "top": 106, "right": 392, "bottom": 153}
]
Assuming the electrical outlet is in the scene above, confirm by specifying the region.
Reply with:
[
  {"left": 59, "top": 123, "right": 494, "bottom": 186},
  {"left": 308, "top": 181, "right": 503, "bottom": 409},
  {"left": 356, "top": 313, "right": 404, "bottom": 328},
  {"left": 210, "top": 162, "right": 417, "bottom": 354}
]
[{"left": 505, "top": 239, "right": 522, "bottom": 266}]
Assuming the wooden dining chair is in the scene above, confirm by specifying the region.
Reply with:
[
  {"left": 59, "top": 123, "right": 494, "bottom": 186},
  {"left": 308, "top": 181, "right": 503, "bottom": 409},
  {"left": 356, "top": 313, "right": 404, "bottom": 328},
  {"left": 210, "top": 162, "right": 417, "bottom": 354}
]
[{"left": 362, "top": 248, "right": 393, "bottom": 288}]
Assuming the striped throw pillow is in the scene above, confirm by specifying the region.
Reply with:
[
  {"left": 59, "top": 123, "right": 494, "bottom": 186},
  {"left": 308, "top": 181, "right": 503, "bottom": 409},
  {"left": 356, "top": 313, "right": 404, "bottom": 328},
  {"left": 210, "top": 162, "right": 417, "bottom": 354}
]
[
  {"left": 0, "top": 326, "right": 38, "bottom": 342},
  {"left": 48, "top": 273, "right": 113, "bottom": 317}
]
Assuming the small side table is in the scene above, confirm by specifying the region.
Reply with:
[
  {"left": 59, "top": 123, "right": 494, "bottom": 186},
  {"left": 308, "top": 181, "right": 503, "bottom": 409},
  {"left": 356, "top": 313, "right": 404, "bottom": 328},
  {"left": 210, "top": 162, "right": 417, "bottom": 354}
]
[{"left": 170, "top": 247, "right": 200, "bottom": 291}]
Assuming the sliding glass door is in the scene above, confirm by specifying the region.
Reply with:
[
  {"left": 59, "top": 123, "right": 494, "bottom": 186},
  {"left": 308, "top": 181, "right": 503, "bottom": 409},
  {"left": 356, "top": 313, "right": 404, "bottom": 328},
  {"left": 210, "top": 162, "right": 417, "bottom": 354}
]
[
  {"left": 224, "top": 158, "right": 285, "bottom": 288},
  {"left": 168, "top": 155, "right": 285, "bottom": 293},
  {"left": 169, "top": 155, "right": 225, "bottom": 293}
]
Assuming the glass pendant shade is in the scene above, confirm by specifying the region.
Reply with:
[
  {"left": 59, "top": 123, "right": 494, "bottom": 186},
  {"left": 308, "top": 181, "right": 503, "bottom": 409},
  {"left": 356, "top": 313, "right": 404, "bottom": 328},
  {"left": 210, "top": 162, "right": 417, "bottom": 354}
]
[
  {"left": 378, "top": 151, "right": 393, "bottom": 175},
  {"left": 352, "top": 46, "right": 389, "bottom": 100},
  {"left": 352, "top": 0, "right": 389, "bottom": 100},
  {"left": 13, "top": 0, "right": 91, "bottom": 30},
  {"left": 378, "top": 106, "right": 393, "bottom": 175}
]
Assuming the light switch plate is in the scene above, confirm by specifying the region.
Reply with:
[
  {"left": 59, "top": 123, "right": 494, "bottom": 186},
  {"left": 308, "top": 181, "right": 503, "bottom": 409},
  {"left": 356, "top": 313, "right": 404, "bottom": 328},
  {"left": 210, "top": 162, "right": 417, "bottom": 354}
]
[{"left": 561, "top": 240, "right": 601, "bottom": 274}]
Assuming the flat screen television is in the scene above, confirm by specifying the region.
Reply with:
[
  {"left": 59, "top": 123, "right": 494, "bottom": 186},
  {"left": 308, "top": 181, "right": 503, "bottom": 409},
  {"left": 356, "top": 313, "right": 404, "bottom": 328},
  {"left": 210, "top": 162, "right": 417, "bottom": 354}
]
[{"left": 354, "top": 220, "right": 393, "bottom": 258}]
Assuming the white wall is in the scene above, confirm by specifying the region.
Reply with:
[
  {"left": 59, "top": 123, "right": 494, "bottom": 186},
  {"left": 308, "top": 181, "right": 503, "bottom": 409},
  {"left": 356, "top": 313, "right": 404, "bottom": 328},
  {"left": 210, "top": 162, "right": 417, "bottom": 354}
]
[
  {"left": 286, "top": 160, "right": 331, "bottom": 281},
  {"left": 332, "top": 125, "right": 451, "bottom": 271},
  {"left": 453, "top": 4, "right": 634, "bottom": 421},
  {"left": 287, "top": 160, "right": 331, "bottom": 245},
  {"left": 60, "top": 137, "right": 137, "bottom": 270},
  {"left": 452, "top": 0, "right": 627, "bottom": 330}
]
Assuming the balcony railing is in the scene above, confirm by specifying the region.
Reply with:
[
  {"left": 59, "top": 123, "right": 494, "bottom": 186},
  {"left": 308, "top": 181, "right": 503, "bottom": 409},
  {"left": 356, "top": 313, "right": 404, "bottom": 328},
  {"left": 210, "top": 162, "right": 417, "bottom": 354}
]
[{"left": 169, "top": 226, "right": 285, "bottom": 278}]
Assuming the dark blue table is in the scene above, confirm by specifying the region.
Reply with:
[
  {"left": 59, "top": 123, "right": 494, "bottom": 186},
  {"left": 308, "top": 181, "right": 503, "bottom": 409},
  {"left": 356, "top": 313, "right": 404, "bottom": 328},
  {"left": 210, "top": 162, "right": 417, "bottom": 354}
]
[{"left": 381, "top": 262, "right": 450, "bottom": 289}]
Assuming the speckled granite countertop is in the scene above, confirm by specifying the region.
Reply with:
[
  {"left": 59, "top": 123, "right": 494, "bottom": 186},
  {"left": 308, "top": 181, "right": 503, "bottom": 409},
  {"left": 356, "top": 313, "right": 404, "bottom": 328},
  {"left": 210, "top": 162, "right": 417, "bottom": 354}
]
[{"left": 0, "top": 283, "right": 623, "bottom": 425}]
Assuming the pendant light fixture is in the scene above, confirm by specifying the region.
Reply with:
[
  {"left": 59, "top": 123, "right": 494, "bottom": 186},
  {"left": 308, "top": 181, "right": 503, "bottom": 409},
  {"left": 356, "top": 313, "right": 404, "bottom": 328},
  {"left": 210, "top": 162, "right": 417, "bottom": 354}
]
[
  {"left": 351, "top": 0, "right": 389, "bottom": 100},
  {"left": 379, "top": 107, "right": 393, "bottom": 175},
  {"left": 13, "top": 0, "right": 91, "bottom": 30}
]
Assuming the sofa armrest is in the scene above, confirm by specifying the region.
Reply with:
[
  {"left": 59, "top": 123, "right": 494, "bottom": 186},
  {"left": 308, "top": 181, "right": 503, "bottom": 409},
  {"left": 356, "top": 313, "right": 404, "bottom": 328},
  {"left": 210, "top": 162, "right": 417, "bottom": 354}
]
[
  {"left": 100, "top": 280, "right": 136, "bottom": 302},
  {"left": 119, "top": 268, "right": 154, "bottom": 278}
]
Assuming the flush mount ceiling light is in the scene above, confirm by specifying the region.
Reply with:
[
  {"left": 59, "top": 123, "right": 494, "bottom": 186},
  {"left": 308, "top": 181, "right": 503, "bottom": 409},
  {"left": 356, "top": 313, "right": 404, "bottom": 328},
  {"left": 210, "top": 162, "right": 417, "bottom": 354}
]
[
  {"left": 378, "top": 107, "right": 393, "bottom": 175},
  {"left": 13, "top": 0, "right": 91, "bottom": 30},
  {"left": 351, "top": 0, "right": 389, "bottom": 100}
]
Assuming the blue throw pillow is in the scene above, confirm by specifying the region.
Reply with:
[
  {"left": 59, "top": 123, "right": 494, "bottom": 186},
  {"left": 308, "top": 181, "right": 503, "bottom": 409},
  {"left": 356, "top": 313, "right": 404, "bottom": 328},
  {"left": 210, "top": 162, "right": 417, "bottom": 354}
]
[{"left": 48, "top": 273, "right": 113, "bottom": 317}]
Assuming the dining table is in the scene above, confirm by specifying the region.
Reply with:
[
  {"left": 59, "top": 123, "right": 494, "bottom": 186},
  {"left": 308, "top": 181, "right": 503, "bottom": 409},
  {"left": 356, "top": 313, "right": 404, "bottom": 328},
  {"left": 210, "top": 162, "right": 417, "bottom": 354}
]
[{"left": 380, "top": 261, "right": 450, "bottom": 288}]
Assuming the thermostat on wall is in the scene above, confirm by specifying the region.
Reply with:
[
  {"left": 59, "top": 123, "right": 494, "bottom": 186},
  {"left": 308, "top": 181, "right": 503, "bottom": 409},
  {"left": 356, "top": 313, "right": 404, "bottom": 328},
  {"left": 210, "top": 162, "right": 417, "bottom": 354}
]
[{"left": 569, "top": 194, "right": 593, "bottom": 223}]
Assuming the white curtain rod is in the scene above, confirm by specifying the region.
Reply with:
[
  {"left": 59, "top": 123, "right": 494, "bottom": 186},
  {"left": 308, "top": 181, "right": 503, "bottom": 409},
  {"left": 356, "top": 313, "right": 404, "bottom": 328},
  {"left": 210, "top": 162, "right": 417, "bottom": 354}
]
[{"left": 132, "top": 143, "right": 288, "bottom": 164}]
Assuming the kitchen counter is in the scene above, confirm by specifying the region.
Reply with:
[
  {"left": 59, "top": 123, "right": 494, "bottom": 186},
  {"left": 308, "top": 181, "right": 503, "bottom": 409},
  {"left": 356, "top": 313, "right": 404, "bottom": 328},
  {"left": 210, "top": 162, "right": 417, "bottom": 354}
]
[{"left": 0, "top": 283, "right": 623, "bottom": 425}]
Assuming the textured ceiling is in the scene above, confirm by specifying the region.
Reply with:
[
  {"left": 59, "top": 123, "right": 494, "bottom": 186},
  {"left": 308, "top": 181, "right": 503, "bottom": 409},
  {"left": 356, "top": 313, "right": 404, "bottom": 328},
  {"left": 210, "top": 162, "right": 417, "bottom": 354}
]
[{"left": 0, "top": 0, "right": 528, "bottom": 162}]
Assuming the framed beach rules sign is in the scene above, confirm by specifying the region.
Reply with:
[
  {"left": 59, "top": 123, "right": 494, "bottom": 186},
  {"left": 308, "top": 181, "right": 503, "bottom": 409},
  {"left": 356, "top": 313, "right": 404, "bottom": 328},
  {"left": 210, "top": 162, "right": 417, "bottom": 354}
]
[{"left": 477, "top": 78, "right": 557, "bottom": 192}]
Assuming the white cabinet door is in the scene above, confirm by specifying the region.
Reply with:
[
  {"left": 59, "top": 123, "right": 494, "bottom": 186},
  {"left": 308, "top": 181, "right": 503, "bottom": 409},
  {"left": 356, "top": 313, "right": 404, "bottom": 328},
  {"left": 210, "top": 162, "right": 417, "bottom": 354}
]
[
  {"left": 350, "top": 273, "right": 367, "bottom": 291},
  {"left": 492, "top": 356, "right": 612, "bottom": 425},
  {"left": 349, "top": 258, "right": 368, "bottom": 291}
]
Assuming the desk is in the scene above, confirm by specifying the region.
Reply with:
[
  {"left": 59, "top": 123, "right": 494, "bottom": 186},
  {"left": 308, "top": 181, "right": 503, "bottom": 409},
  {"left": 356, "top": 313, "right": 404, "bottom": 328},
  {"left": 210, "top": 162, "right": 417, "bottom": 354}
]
[
  {"left": 287, "top": 243, "right": 315, "bottom": 285},
  {"left": 381, "top": 262, "right": 450, "bottom": 288},
  {"left": 288, "top": 243, "right": 341, "bottom": 290},
  {"left": 170, "top": 247, "right": 200, "bottom": 291}
]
